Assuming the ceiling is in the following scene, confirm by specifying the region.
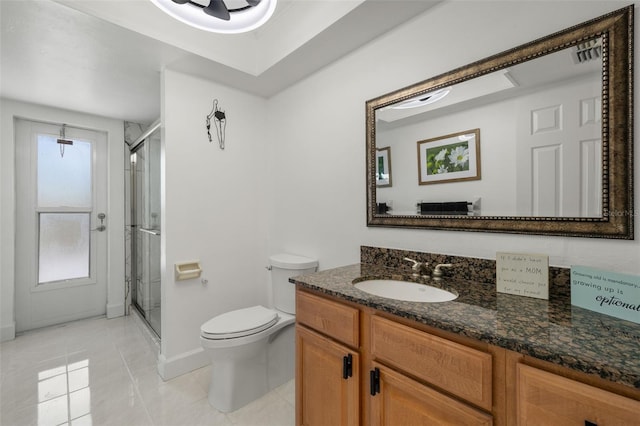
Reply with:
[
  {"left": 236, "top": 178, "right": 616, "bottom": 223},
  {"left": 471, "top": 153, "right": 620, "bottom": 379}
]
[{"left": 0, "top": 0, "right": 441, "bottom": 123}]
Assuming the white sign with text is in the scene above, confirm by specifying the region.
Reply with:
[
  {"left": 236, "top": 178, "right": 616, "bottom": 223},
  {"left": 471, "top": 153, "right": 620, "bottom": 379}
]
[{"left": 496, "top": 252, "right": 549, "bottom": 300}]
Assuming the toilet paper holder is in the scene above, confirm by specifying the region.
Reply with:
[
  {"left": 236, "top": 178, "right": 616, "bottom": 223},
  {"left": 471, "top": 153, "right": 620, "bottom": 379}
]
[{"left": 175, "top": 261, "right": 202, "bottom": 281}]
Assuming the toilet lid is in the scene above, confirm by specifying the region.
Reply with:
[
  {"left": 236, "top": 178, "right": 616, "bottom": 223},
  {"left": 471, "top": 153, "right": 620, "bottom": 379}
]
[{"left": 201, "top": 305, "right": 279, "bottom": 339}]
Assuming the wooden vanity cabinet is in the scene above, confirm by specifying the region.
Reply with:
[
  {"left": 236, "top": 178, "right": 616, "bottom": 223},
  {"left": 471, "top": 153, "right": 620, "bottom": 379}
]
[
  {"left": 295, "top": 289, "right": 499, "bottom": 425},
  {"left": 296, "top": 290, "right": 361, "bottom": 426},
  {"left": 295, "top": 288, "right": 640, "bottom": 426}
]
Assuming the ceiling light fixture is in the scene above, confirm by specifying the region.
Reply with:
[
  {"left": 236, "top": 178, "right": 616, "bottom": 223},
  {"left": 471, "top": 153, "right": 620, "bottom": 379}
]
[
  {"left": 391, "top": 89, "right": 450, "bottom": 110},
  {"left": 149, "top": 0, "right": 277, "bottom": 34}
]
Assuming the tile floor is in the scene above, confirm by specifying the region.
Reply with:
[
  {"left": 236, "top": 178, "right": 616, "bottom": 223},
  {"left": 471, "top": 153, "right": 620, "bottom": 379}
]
[{"left": 0, "top": 313, "right": 295, "bottom": 426}]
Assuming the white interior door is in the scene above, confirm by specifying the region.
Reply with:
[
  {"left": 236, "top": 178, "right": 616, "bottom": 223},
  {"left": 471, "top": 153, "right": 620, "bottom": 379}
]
[
  {"left": 516, "top": 77, "right": 602, "bottom": 217},
  {"left": 15, "top": 119, "right": 108, "bottom": 333}
]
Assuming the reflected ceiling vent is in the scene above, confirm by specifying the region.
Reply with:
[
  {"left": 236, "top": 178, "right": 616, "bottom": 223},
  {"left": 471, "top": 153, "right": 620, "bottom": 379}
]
[
  {"left": 149, "top": 0, "right": 277, "bottom": 34},
  {"left": 574, "top": 39, "right": 602, "bottom": 63}
]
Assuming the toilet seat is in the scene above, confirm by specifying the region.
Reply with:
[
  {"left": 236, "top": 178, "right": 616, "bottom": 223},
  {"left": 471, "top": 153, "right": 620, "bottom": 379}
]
[{"left": 201, "top": 305, "right": 279, "bottom": 340}]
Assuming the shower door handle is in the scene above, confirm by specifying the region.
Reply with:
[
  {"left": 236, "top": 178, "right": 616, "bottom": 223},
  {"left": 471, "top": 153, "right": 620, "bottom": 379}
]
[{"left": 139, "top": 228, "right": 161, "bottom": 236}]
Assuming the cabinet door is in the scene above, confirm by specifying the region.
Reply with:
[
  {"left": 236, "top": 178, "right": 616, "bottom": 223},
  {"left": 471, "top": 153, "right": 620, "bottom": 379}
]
[
  {"left": 517, "top": 364, "right": 640, "bottom": 426},
  {"left": 296, "top": 325, "right": 359, "bottom": 426},
  {"left": 369, "top": 363, "right": 493, "bottom": 426}
]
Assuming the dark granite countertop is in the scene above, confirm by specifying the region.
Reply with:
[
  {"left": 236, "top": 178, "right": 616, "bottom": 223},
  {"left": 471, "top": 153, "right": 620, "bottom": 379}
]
[{"left": 291, "top": 263, "right": 640, "bottom": 390}]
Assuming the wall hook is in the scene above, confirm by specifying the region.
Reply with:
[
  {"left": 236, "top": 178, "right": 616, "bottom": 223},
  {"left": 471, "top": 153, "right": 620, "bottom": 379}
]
[{"left": 206, "top": 99, "right": 226, "bottom": 150}]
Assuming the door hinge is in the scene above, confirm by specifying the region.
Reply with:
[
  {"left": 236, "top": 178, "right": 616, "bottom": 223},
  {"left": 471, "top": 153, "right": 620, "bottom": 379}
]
[
  {"left": 342, "top": 353, "right": 353, "bottom": 379},
  {"left": 370, "top": 367, "right": 380, "bottom": 395}
]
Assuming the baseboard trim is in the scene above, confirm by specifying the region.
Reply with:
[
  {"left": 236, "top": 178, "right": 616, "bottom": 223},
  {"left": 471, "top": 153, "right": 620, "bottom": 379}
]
[
  {"left": 157, "top": 347, "right": 209, "bottom": 381},
  {"left": 0, "top": 321, "right": 16, "bottom": 342},
  {"left": 106, "top": 302, "right": 125, "bottom": 319}
]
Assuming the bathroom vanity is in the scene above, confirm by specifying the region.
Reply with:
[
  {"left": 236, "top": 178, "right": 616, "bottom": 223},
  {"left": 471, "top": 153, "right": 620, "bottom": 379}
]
[
  {"left": 293, "top": 248, "right": 640, "bottom": 426},
  {"left": 293, "top": 6, "right": 639, "bottom": 425}
]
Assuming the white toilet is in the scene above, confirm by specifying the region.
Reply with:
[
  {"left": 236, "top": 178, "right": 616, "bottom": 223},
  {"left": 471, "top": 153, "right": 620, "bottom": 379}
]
[{"left": 200, "top": 253, "right": 318, "bottom": 412}]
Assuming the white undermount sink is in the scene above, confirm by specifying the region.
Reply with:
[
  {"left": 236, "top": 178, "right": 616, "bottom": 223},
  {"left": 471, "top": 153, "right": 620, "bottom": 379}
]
[{"left": 353, "top": 279, "right": 458, "bottom": 303}]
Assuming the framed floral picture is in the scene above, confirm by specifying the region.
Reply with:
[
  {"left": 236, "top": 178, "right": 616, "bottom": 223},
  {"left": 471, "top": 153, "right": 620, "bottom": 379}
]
[
  {"left": 376, "top": 146, "right": 392, "bottom": 187},
  {"left": 417, "top": 129, "right": 481, "bottom": 185}
]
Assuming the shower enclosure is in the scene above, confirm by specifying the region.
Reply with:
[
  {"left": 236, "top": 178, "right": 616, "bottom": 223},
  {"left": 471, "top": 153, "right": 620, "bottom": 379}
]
[{"left": 130, "top": 122, "right": 161, "bottom": 337}]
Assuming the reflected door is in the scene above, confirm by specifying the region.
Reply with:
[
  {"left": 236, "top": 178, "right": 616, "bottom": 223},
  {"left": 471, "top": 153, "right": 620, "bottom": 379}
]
[
  {"left": 14, "top": 119, "right": 108, "bottom": 332},
  {"left": 516, "top": 77, "right": 602, "bottom": 217},
  {"left": 131, "top": 128, "right": 161, "bottom": 337}
]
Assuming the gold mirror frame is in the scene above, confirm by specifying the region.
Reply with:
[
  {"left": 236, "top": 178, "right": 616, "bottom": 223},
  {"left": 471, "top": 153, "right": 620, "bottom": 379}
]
[{"left": 366, "top": 6, "right": 634, "bottom": 239}]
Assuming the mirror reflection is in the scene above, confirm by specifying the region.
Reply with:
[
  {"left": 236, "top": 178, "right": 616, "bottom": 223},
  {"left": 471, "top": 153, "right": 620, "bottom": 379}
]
[
  {"left": 375, "top": 39, "right": 602, "bottom": 218},
  {"left": 366, "top": 6, "right": 633, "bottom": 239}
]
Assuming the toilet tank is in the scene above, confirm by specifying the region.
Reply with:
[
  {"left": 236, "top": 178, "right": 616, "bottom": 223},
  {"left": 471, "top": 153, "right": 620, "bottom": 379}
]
[{"left": 269, "top": 253, "right": 318, "bottom": 314}]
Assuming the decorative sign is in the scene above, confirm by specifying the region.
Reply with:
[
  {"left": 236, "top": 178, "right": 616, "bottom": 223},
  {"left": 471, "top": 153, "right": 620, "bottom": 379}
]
[
  {"left": 496, "top": 252, "right": 549, "bottom": 299},
  {"left": 571, "top": 266, "right": 640, "bottom": 324}
]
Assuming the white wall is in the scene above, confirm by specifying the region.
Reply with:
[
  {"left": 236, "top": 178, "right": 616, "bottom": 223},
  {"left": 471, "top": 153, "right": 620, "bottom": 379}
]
[
  {"left": 0, "top": 99, "right": 125, "bottom": 341},
  {"left": 266, "top": 0, "right": 639, "bottom": 275},
  {"left": 158, "top": 70, "right": 269, "bottom": 378}
]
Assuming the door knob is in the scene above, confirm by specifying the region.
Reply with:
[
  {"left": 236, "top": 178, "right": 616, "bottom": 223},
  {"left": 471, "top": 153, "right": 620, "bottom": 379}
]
[{"left": 92, "top": 213, "right": 106, "bottom": 232}]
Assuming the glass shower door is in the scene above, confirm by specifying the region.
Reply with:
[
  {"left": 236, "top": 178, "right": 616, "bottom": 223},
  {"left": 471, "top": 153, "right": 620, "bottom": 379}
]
[{"left": 131, "top": 127, "right": 161, "bottom": 337}]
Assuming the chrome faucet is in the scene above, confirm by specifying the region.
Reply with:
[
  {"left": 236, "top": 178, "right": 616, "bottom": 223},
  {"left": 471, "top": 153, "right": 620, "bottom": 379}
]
[
  {"left": 403, "top": 257, "right": 429, "bottom": 276},
  {"left": 432, "top": 263, "right": 453, "bottom": 278}
]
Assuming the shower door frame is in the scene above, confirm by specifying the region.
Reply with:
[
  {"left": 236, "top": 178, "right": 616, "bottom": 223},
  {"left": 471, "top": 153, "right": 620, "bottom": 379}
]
[{"left": 129, "top": 120, "right": 162, "bottom": 338}]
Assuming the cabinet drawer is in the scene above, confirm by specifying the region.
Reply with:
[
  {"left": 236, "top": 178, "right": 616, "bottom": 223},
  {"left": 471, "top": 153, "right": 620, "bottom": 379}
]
[
  {"left": 296, "top": 290, "right": 359, "bottom": 347},
  {"left": 517, "top": 364, "right": 640, "bottom": 426},
  {"left": 370, "top": 315, "right": 492, "bottom": 411}
]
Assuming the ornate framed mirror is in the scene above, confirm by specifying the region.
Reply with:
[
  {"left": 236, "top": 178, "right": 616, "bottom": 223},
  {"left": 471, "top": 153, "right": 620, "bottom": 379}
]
[{"left": 366, "top": 6, "right": 633, "bottom": 239}]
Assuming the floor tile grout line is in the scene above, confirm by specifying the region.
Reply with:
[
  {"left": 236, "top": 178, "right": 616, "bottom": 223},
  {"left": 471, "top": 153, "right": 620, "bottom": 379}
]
[{"left": 117, "top": 335, "right": 157, "bottom": 425}]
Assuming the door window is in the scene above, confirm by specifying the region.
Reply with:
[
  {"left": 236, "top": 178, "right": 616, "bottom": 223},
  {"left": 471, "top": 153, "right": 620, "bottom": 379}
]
[
  {"left": 38, "top": 213, "right": 90, "bottom": 284},
  {"left": 35, "top": 134, "right": 94, "bottom": 285},
  {"left": 37, "top": 135, "right": 92, "bottom": 206}
]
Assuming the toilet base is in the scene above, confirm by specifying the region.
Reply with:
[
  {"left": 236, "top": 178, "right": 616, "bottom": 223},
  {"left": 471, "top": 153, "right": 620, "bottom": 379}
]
[
  {"left": 266, "top": 323, "right": 294, "bottom": 389},
  {"left": 208, "top": 349, "right": 269, "bottom": 412},
  {"left": 205, "top": 322, "right": 295, "bottom": 413}
]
